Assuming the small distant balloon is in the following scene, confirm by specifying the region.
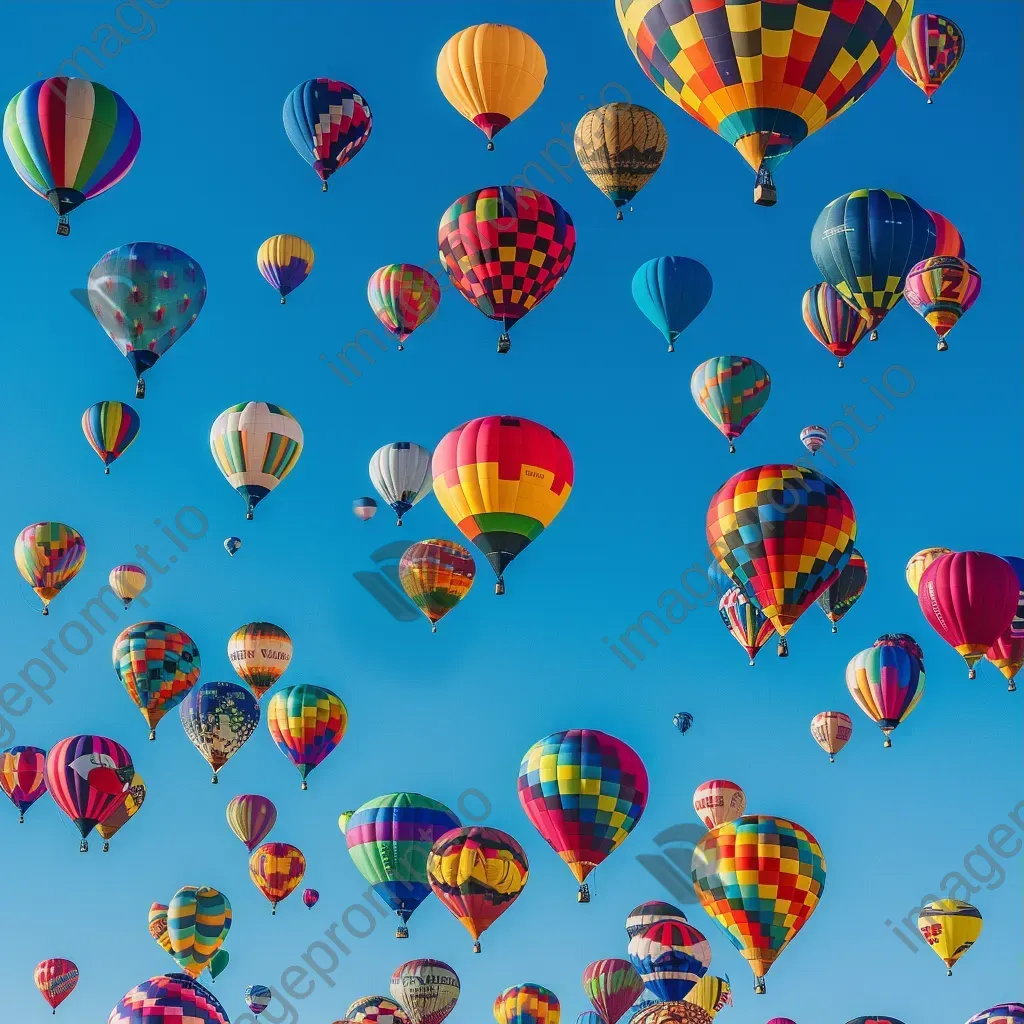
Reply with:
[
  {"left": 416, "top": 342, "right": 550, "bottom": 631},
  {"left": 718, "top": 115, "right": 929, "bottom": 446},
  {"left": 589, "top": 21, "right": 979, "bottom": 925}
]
[
  {"left": 353, "top": 497, "right": 378, "bottom": 522},
  {"left": 109, "top": 564, "right": 147, "bottom": 608},
  {"left": 257, "top": 235, "right": 314, "bottom": 304},
  {"left": 810, "top": 711, "right": 853, "bottom": 763},
  {"left": 904, "top": 256, "right": 982, "bottom": 351},
  {"left": 303, "top": 888, "right": 319, "bottom": 909},
  {"left": 82, "top": 401, "right": 139, "bottom": 473},
  {"left": 224, "top": 537, "right": 242, "bottom": 556},
  {"left": 672, "top": 712, "right": 693, "bottom": 736},
  {"left": 15, "top": 522, "right": 86, "bottom": 615},
  {"left": 800, "top": 425, "right": 828, "bottom": 456},
  {"left": 246, "top": 985, "right": 272, "bottom": 1016},
  {"left": 367, "top": 265, "right": 440, "bottom": 351}
]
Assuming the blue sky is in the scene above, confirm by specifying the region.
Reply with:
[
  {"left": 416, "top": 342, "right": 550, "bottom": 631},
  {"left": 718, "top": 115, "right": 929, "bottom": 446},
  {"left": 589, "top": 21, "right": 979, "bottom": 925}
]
[{"left": 1, "top": 2, "right": 1020, "bottom": 1023}]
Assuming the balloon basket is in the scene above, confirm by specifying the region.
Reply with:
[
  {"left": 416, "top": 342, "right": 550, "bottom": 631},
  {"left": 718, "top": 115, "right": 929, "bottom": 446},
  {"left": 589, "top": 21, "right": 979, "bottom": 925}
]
[
  {"left": 57, "top": 217, "right": 70, "bottom": 236},
  {"left": 1009, "top": 681, "right": 1017, "bottom": 693},
  {"left": 667, "top": 342, "right": 674, "bottom": 353},
  {"left": 831, "top": 625, "right": 838, "bottom": 633},
  {"left": 473, "top": 941, "right": 481, "bottom": 953},
  {"left": 18, "top": 813, "right": 24, "bottom": 824},
  {"left": 149, "top": 729, "right": 156, "bottom": 741},
  {"left": 397, "top": 341, "right": 405, "bottom": 352},
  {"left": 829, "top": 754, "right": 835, "bottom": 764},
  {"left": 487, "top": 141, "right": 494, "bottom": 151},
  {"left": 80, "top": 840, "right": 88, "bottom": 853},
  {"left": 271, "top": 905, "right": 277, "bottom": 915},
  {"left": 396, "top": 926, "right": 409, "bottom": 939},
  {"left": 937, "top": 339, "right": 948, "bottom": 352},
  {"left": 103, "top": 841, "right": 110, "bottom": 852},
  {"left": 577, "top": 883, "right": 590, "bottom": 904},
  {"left": 136, "top": 378, "right": 146, "bottom": 399},
  {"left": 748, "top": 658, "right": 755, "bottom": 667},
  {"left": 968, "top": 668, "right": 976, "bottom": 680},
  {"left": 616, "top": 209, "right": 623, "bottom": 221},
  {"left": 322, "top": 182, "right": 328, "bottom": 192},
  {"left": 837, "top": 358, "right": 845, "bottom": 368},
  {"left": 728, "top": 442, "right": 736, "bottom": 454},
  {"left": 777, "top": 638, "right": 789, "bottom": 658},
  {"left": 211, "top": 773, "right": 219, "bottom": 784},
  {"left": 301, "top": 781, "right": 308, "bottom": 791},
  {"left": 246, "top": 508, "right": 254, "bottom": 521},
  {"left": 883, "top": 737, "right": 892, "bottom": 748},
  {"left": 754, "top": 977, "right": 766, "bottom": 994},
  {"left": 396, "top": 517, "right": 403, "bottom": 526},
  {"left": 495, "top": 576, "right": 505, "bottom": 596},
  {"left": 870, "top": 329, "right": 879, "bottom": 341},
  {"left": 497, "top": 334, "right": 511, "bottom": 354},
  {"left": 42, "top": 607, "right": 49, "bottom": 616},
  {"left": 104, "top": 467, "right": 110, "bottom": 475},
  {"left": 431, "top": 624, "right": 437, "bottom": 634}
]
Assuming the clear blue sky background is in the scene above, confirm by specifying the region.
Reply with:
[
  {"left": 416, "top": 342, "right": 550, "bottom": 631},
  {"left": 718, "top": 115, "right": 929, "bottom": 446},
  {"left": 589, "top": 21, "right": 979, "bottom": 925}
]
[{"left": 2, "top": 2, "right": 1020, "bottom": 1023}]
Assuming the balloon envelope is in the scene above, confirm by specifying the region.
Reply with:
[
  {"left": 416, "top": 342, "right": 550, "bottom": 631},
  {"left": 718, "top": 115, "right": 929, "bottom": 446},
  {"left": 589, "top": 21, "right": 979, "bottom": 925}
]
[
  {"left": 179, "top": 681, "right": 260, "bottom": 780},
  {"left": 369, "top": 443, "right": 433, "bottom": 525},
  {"left": 390, "top": 959, "right": 460, "bottom": 1024},
  {"left": 266, "top": 684, "right": 347, "bottom": 789},
  {"left": 167, "top": 885, "right": 232, "bottom": 979},
  {"left": 399, "top": 539, "right": 475, "bottom": 631},
  {"left": 226, "top": 794, "right": 277, "bottom": 852},
  {"left": 34, "top": 958, "right": 79, "bottom": 1011},
  {"left": 0, "top": 744, "right": 47, "bottom": 821},
  {"left": 494, "top": 984, "right": 560, "bottom": 1024},
  {"left": 802, "top": 282, "right": 869, "bottom": 367},
  {"left": 108, "top": 974, "right": 228, "bottom": 1024},
  {"left": 918, "top": 899, "right": 982, "bottom": 974},
  {"left": 14, "top": 521, "right": 86, "bottom": 613},
  {"left": 582, "top": 959, "right": 644, "bottom": 1024},
  {"left": 690, "top": 356, "right": 770, "bottom": 451},
  {"left": 368, "top": 265, "right": 440, "bottom": 347},
  {"left": 249, "top": 842, "right": 306, "bottom": 912},
  {"left": 82, "top": 401, "right": 140, "bottom": 471},
  {"left": 257, "top": 234, "right": 313, "bottom": 302},
  {"left": 846, "top": 644, "right": 925, "bottom": 746},
  {"left": 283, "top": 79, "right": 372, "bottom": 187},
  {"left": 631, "top": 257, "right": 712, "bottom": 352},
  {"left": 692, "top": 780, "right": 745, "bottom": 830},
  {"left": 810, "top": 711, "right": 853, "bottom": 761},
  {"left": 896, "top": 14, "right": 965, "bottom": 101},
  {"left": 625, "top": 901, "right": 687, "bottom": 939},
  {"left": 227, "top": 622, "right": 292, "bottom": 700},
  {"left": 628, "top": 920, "right": 711, "bottom": 1002}
]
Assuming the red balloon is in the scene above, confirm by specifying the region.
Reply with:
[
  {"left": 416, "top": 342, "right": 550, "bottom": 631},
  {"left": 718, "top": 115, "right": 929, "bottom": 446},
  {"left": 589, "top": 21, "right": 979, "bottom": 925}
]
[
  {"left": 35, "top": 958, "right": 79, "bottom": 1011},
  {"left": 918, "top": 552, "right": 1018, "bottom": 679}
]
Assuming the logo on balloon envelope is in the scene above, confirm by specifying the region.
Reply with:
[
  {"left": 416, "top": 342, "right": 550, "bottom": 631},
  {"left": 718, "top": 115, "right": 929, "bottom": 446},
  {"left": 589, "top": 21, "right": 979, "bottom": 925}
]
[
  {"left": 353, "top": 542, "right": 419, "bottom": 623},
  {"left": 634, "top": 823, "right": 717, "bottom": 907}
]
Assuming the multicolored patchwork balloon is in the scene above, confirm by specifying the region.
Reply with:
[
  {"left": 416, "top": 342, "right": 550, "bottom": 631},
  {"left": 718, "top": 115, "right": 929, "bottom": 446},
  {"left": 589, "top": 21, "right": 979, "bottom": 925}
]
[
  {"left": 179, "top": 681, "right": 260, "bottom": 783},
  {"left": 367, "top": 265, "right": 441, "bottom": 350},
  {"left": 631, "top": 257, "right": 713, "bottom": 354},
  {"left": 0, "top": 744, "right": 47, "bottom": 822},
  {"left": 167, "top": 885, "right": 232, "bottom": 979},
  {"left": 904, "top": 256, "right": 982, "bottom": 350},
  {"left": 14, "top": 521, "right": 86, "bottom": 615},
  {"left": 432, "top": 416, "right": 573, "bottom": 594},
  {"left": 517, "top": 729, "right": 647, "bottom": 901},
  {"left": 82, "top": 401, "right": 140, "bottom": 473},
  {"left": 257, "top": 234, "right": 314, "bottom": 304},
  {"left": 802, "top": 282, "right": 869, "bottom": 368},
  {"left": 967, "top": 1005, "right": 1024, "bottom": 1024},
  {"left": 3, "top": 77, "right": 141, "bottom": 234},
  {"left": 493, "top": 984, "right": 560, "bottom": 1024},
  {"left": 399, "top": 539, "right": 475, "bottom": 632},
  {"left": 438, "top": 186, "right": 575, "bottom": 351},
  {"left": 846, "top": 643, "right": 925, "bottom": 748},
  {"left": 718, "top": 587, "right": 775, "bottom": 666},
  {"left": 226, "top": 794, "right": 277, "bottom": 852},
  {"left": 347, "top": 996, "right": 410, "bottom": 1024},
  {"left": 691, "top": 815, "right": 826, "bottom": 994},
  {"left": 582, "top": 958, "right": 644, "bottom": 1024},
  {"left": 896, "top": 14, "right": 965, "bottom": 103},
  {"left": 88, "top": 242, "right": 206, "bottom": 398},
  {"left": 426, "top": 826, "right": 529, "bottom": 952},
  {"left": 810, "top": 711, "right": 853, "bottom": 764},
  {"left": 283, "top": 79, "right": 372, "bottom": 190},
  {"left": 108, "top": 973, "right": 229, "bottom": 1024},
  {"left": 816, "top": 549, "right": 868, "bottom": 632},
  {"left": 690, "top": 356, "right": 771, "bottom": 453},
  {"left": 345, "top": 791, "right": 461, "bottom": 938},
  {"left": 266, "top": 684, "right": 347, "bottom": 789},
  {"left": 249, "top": 842, "right": 306, "bottom": 913},
  {"left": 34, "top": 957, "right": 78, "bottom": 1012},
  {"left": 390, "top": 959, "right": 460, "bottom": 1024},
  {"left": 112, "top": 621, "right": 201, "bottom": 740}
]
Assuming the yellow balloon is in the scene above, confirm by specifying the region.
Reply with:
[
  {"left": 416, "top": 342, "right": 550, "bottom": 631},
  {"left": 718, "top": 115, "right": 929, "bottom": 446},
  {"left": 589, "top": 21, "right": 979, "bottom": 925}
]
[
  {"left": 436, "top": 24, "right": 546, "bottom": 149},
  {"left": 918, "top": 899, "right": 983, "bottom": 976},
  {"left": 905, "top": 547, "right": 952, "bottom": 594},
  {"left": 683, "top": 976, "right": 731, "bottom": 1020}
]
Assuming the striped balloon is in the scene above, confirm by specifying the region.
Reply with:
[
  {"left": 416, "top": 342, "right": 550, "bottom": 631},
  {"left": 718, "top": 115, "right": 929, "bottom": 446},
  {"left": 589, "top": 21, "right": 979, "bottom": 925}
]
[
  {"left": 904, "top": 256, "right": 982, "bottom": 350},
  {"left": 846, "top": 644, "right": 925, "bottom": 747},
  {"left": 368, "top": 264, "right": 441, "bottom": 349},
  {"left": 257, "top": 234, "right": 314, "bottom": 304},
  {"left": 167, "top": 885, "right": 232, "bottom": 979},
  {"left": 628, "top": 920, "right": 712, "bottom": 1002},
  {"left": 81, "top": 401, "right": 140, "bottom": 473},
  {"left": 896, "top": 14, "right": 965, "bottom": 102},
  {"left": 245, "top": 985, "right": 273, "bottom": 1015},
  {"left": 801, "top": 282, "right": 869, "bottom": 368},
  {"left": 148, "top": 902, "right": 173, "bottom": 954},
  {"left": 928, "top": 210, "right": 966, "bottom": 259},
  {"left": 718, "top": 587, "right": 775, "bottom": 665},
  {"left": 369, "top": 442, "right": 433, "bottom": 526},
  {"left": 34, "top": 958, "right": 79, "bottom": 1012},
  {"left": 43, "top": 734, "right": 133, "bottom": 850},
  {"left": 494, "top": 984, "right": 560, "bottom": 1024},
  {"left": 816, "top": 549, "right": 868, "bottom": 632},
  {"left": 625, "top": 902, "right": 687, "bottom": 939},
  {"left": 690, "top": 355, "right": 771, "bottom": 453},
  {"left": 0, "top": 744, "right": 47, "bottom": 822},
  {"left": 226, "top": 794, "right": 278, "bottom": 852},
  {"left": 967, "top": 1006, "right": 1024, "bottom": 1024},
  {"left": 3, "top": 77, "right": 140, "bottom": 233},
  {"left": 108, "top": 973, "right": 228, "bottom": 1024},
  {"left": 582, "top": 959, "right": 644, "bottom": 1024},
  {"left": 14, "top": 521, "right": 86, "bottom": 614},
  {"left": 800, "top": 425, "right": 828, "bottom": 455},
  {"left": 683, "top": 975, "right": 731, "bottom": 1019},
  {"left": 250, "top": 842, "right": 306, "bottom": 913},
  {"left": 109, "top": 564, "right": 147, "bottom": 608},
  {"left": 227, "top": 621, "right": 292, "bottom": 700},
  {"left": 266, "top": 684, "right": 348, "bottom": 789},
  {"left": 399, "top": 539, "right": 476, "bottom": 632}
]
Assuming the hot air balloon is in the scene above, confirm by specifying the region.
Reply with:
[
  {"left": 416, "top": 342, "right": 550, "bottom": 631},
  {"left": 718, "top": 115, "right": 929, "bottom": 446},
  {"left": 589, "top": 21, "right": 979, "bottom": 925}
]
[
  {"left": 224, "top": 537, "right": 241, "bottom": 556},
  {"left": 245, "top": 986, "right": 272, "bottom": 1016},
  {"left": 614, "top": 1, "right": 913, "bottom": 205},
  {"left": 347, "top": 996, "right": 411, "bottom": 1024},
  {"left": 436, "top": 25, "right": 546, "bottom": 149},
  {"left": 683, "top": 977, "right": 731, "bottom": 1020},
  {"left": 918, "top": 552, "right": 1019, "bottom": 678},
  {"left": 631, "top": 257, "right": 712, "bottom": 354},
  {"left": 802, "top": 282, "right": 869, "bottom": 368},
  {"left": 766, "top": 1020, "right": 797, "bottom": 1024},
  {"left": 690, "top": 356, "right": 771, "bottom": 453},
  {"left": 390, "top": 959, "right": 460, "bottom": 1024},
  {"left": 905, "top": 547, "right": 952, "bottom": 595},
  {"left": 210, "top": 402, "right": 303, "bottom": 520},
  {"left": 283, "top": 79, "right": 372, "bottom": 190},
  {"left": 438, "top": 186, "right": 575, "bottom": 351},
  {"left": 250, "top": 842, "right": 305, "bottom": 913},
  {"left": 432, "top": 415, "right": 573, "bottom": 595},
  {"left": 632, "top": 1005, "right": 711, "bottom": 1024},
  {"left": 208, "top": 950, "right": 229, "bottom": 982},
  {"left": 918, "top": 899, "right": 983, "bottom": 976},
  {"left": 692, "top": 815, "right": 825, "bottom": 994},
  {"left": 817, "top": 549, "right": 868, "bottom": 632},
  {"left": 1000, "top": 555, "right": 1024, "bottom": 639},
  {"left": 266, "top": 684, "right": 347, "bottom": 789},
  {"left": 707, "top": 465, "right": 857, "bottom": 648},
  {"left": 874, "top": 633, "right": 927, "bottom": 661},
  {"left": 986, "top": 627, "right": 1024, "bottom": 693},
  {"left": 929, "top": 210, "right": 967, "bottom": 258},
  {"left": 15, "top": 522, "right": 86, "bottom": 615},
  {"left": 167, "top": 885, "right": 232, "bottom": 979},
  {"left": 34, "top": 958, "right": 78, "bottom": 1013},
  {"left": 967, "top": 1006, "right": 1024, "bottom": 1024},
  {"left": 148, "top": 903, "right": 173, "bottom": 954},
  {"left": 426, "top": 825, "right": 529, "bottom": 952},
  {"left": 629, "top": 920, "right": 712, "bottom": 1002},
  {"left": 582, "top": 959, "right": 644, "bottom": 1024},
  {"left": 517, "top": 729, "right": 647, "bottom": 902},
  {"left": 800, "top": 426, "right": 828, "bottom": 456},
  {"left": 896, "top": 14, "right": 965, "bottom": 103},
  {"left": 574, "top": 104, "right": 667, "bottom": 219},
  {"left": 82, "top": 401, "right": 139, "bottom": 473},
  {"left": 227, "top": 622, "right": 292, "bottom": 700},
  {"left": 345, "top": 792, "right": 461, "bottom": 937},
  {"left": 226, "top": 794, "right": 277, "bottom": 852},
  {"left": 96, "top": 771, "right": 145, "bottom": 850},
  {"left": 109, "top": 564, "right": 146, "bottom": 608},
  {"left": 672, "top": 712, "right": 693, "bottom": 736},
  {"left": 846, "top": 644, "right": 924, "bottom": 747},
  {"left": 904, "top": 256, "right": 982, "bottom": 350},
  {"left": 3, "top": 77, "right": 140, "bottom": 234},
  {"left": 368, "top": 265, "right": 441, "bottom": 350},
  {"left": 810, "top": 711, "right": 853, "bottom": 764},
  {"left": 88, "top": 242, "right": 206, "bottom": 398},
  {"left": 179, "top": 681, "right": 260, "bottom": 783},
  {"left": 399, "top": 539, "right": 476, "bottom": 632},
  {"left": 625, "top": 902, "right": 688, "bottom": 939},
  {"left": 0, "top": 744, "right": 47, "bottom": 822},
  {"left": 718, "top": 587, "right": 776, "bottom": 666},
  {"left": 43, "top": 734, "right": 133, "bottom": 851},
  {"left": 578, "top": 1013, "right": 604, "bottom": 1024},
  {"left": 257, "top": 235, "right": 314, "bottom": 304},
  {"left": 108, "top": 974, "right": 228, "bottom": 1024},
  {"left": 369, "top": 443, "right": 433, "bottom": 526},
  {"left": 302, "top": 888, "right": 319, "bottom": 909},
  {"left": 811, "top": 189, "right": 936, "bottom": 340},
  {"left": 844, "top": 1019, "right": 906, "bottom": 1024},
  {"left": 494, "top": 984, "right": 560, "bottom": 1024},
  {"left": 112, "top": 621, "right": 201, "bottom": 739},
  {"left": 353, "top": 497, "right": 378, "bottom": 521},
  {"left": 692, "top": 780, "right": 745, "bottom": 830}
]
